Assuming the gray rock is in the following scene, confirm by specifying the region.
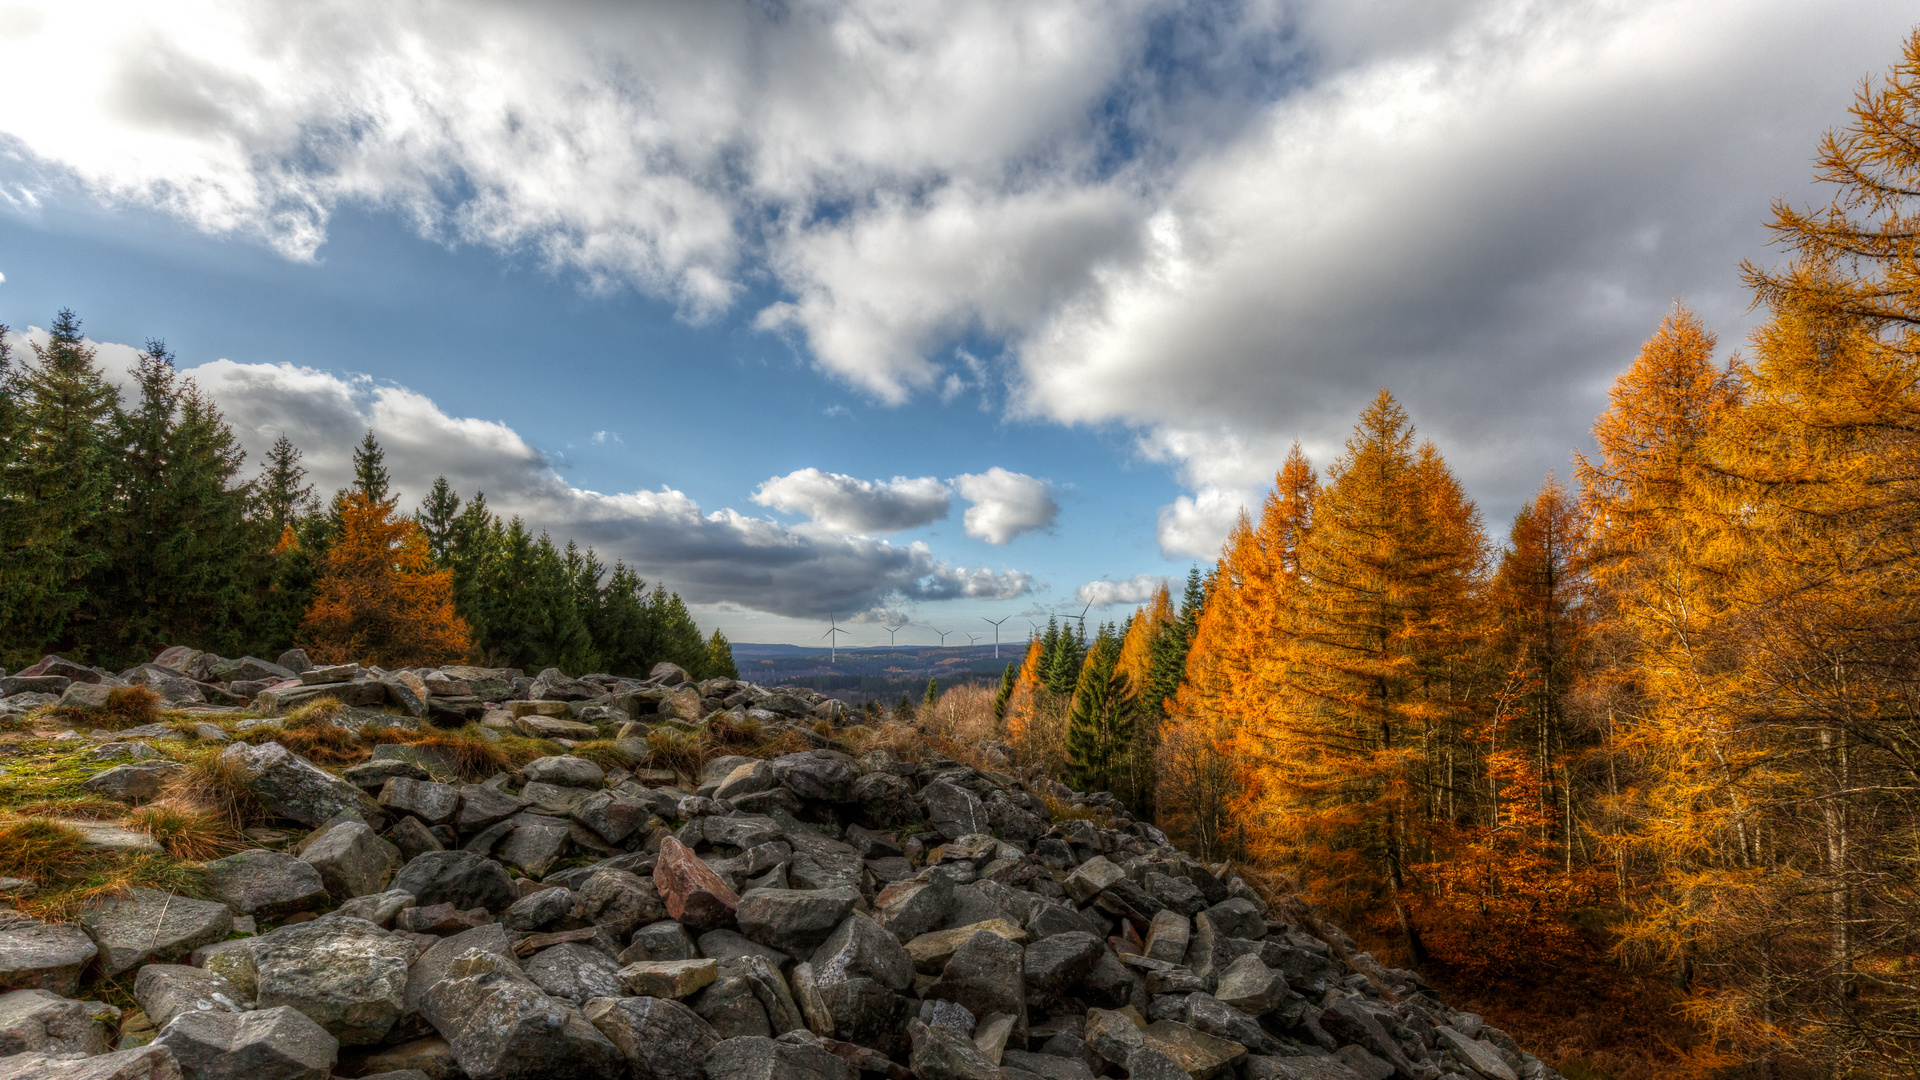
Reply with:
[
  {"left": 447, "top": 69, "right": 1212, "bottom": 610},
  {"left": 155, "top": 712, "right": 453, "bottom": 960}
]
[
  {"left": 392, "top": 850, "right": 516, "bottom": 912},
  {"left": 1021, "top": 931, "right": 1103, "bottom": 997},
  {"left": 1001, "top": 1050, "right": 1094, "bottom": 1080},
  {"left": 926, "top": 930, "right": 1026, "bottom": 1041},
  {"left": 1334, "top": 1046, "right": 1395, "bottom": 1080},
  {"left": 848, "top": 773, "right": 921, "bottom": 827},
  {"left": 529, "top": 669, "right": 600, "bottom": 702},
  {"left": 1435, "top": 1026, "right": 1518, "bottom": 1080},
  {"left": 0, "top": 1043, "right": 184, "bottom": 1080},
  {"left": 0, "top": 988, "right": 119, "bottom": 1056},
  {"left": 524, "top": 943, "right": 623, "bottom": 1005},
  {"left": 1318, "top": 999, "right": 1416, "bottom": 1080},
  {"left": 344, "top": 760, "right": 429, "bottom": 791},
  {"left": 208, "top": 657, "right": 297, "bottom": 684},
  {"left": 568, "top": 790, "right": 649, "bottom": 845},
  {"left": 768, "top": 751, "right": 857, "bottom": 803},
  {"left": 1184, "top": 993, "right": 1280, "bottom": 1055},
  {"left": 419, "top": 948, "right": 624, "bottom": 1080},
  {"left": 333, "top": 889, "right": 418, "bottom": 929},
  {"left": 276, "top": 650, "right": 311, "bottom": 675},
  {"left": 1243, "top": 1057, "right": 1365, "bottom": 1080},
  {"left": 388, "top": 815, "right": 444, "bottom": 862},
  {"left": 523, "top": 756, "right": 605, "bottom": 788},
  {"left": 730, "top": 955, "right": 807, "bottom": 1035},
  {"left": 0, "top": 912, "right": 99, "bottom": 996},
  {"left": 907, "top": 1018, "right": 998, "bottom": 1080},
  {"left": 693, "top": 969, "right": 772, "bottom": 1038},
  {"left": 623, "top": 919, "right": 695, "bottom": 962},
  {"left": 1200, "top": 897, "right": 1266, "bottom": 941},
  {"left": 1063, "top": 857, "right": 1124, "bottom": 904},
  {"left": 221, "top": 741, "right": 381, "bottom": 827},
  {"left": 132, "top": 965, "right": 244, "bottom": 1029},
  {"left": 1144, "top": 909, "right": 1190, "bottom": 964},
  {"left": 697, "top": 929, "right": 790, "bottom": 968},
  {"left": 519, "top": 782, "right": 588, "bottom": 815},
  {"left": 403, "top": 925, "right": 517, "bottom": 1018},
  {"left": 582, "top": 995, "right": 717, "bottom": 1080},
  {"left": 874, "top": 875, "right": 953, "bottom": 942},
  {"left": 153, "top": 1005, "right": 338, "bottom": 1080},
  {"left": 379, "top": 778, "right": 462, "bottom": 826},
  {"left": 203, "top": 849, "right": 328, "bottom": 917},
  {"left": 502, "top": 888, "right": 575, "bottom": 932},
  {"left": 250, "top": 916, "right": 412, "bottom": 1045},
  {"left": 299, "top": 821, "right": 401, "bottom": 899},
  {"left": 735, "top": 887, "right": 860, "bottom": 960},
  {"left": 81, "top": 761, "right": 185, "bottom": 804},
  {"left": 496, "top": 821, "right": 571, "bottom": 878},
  {"left": 922, "top": 782, "right": 988, "bottom": 840},
  {"left": 1213, "top": 954, "right": 1288, "bottom": 1016},
  {"left": 704, "top": 1035, "right": 852, "bottom": 1080},
  {"left": 79, "top": 888, "right": 232, "bottom": 977},
  {"left": 808, "top": 915, "right": 913, "bottom": 993},
  {"left": 571, "top": 869, "right": 668, "bottom": 940}
]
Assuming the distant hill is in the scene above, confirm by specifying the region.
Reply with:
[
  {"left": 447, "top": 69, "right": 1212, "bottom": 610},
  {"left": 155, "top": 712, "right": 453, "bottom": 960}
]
[{"left": 730, "top": 641, "right": 1022, "bottom": 704}]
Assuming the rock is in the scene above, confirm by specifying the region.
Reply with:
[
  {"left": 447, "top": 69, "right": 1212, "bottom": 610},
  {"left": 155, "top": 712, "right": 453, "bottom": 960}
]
[
  {"left": 397, "top": 904, "right": 492, "bottom": 936},
  {"left": 388, "top": 816, "right": 444, "bottom": 861},
  {"left": 1332, "top": 1047, "right": 1395, "bottom": 1080},
  {"left": 403, "top": 925, "right": 517, "bottom": 1018},
  {"left": 697, "top": 929, "right": 789, "bottom": 968},
  {"left": 1317, "top": 999, "right": 1416, "bottom": 1080},
  {"left": 569, "top": 790, "right": 649, "bottom": 845},
  {"left": 736, "top": 887, "right": 861, "bottom": 960},
  {"left": 973, "top": 1012, "right": 1015, "bottom": 1064},
  {"left": 571, "top": 869, "right": 668, "bottom": 939},
  {"left": 209, "top": 657, "right": 297, "bottom": 684},
  {"left": 907, "top": 1018, "right": 999, "bottom": 1080},
  {"left": 1142, "top": 1019, "right": 1246, "bottom": 1078},
  {"left": 1183, "top": 993, "right": 1279, "bottom": 1055},
  {"left": 59, "top": 682, "right": 115, "bottom": 711},
  {"left": 873, "top": 875, "right": 953, "bottom": 942},
  {"left": 769, "top": 751, "right": 857, "bottom": 803},
  {"left": 1200, "top": 897, "right": 1266, "bottom": 941},
  {"left": 496, "top": 821, "right": 570, "bottom": 878},
  {"left": 392, "top": 850, "right": 516, "bottom": 912},
  {"left": 0, "top": 912, "right": 98, "bottom": 996},
  {"left": 921, "top": 782, "right": 988, "bottom": 840},
  {"left": 581, "top": 995, "right": 717, "bottom": 1080},
  {"left": 455, "top": 786, "right": 528, "bottom": 831},
  {"left": 250, "top": 916, "right": 412, "bottom": 1045},
  {"left": 0, "top": 989, "right": 118, "bottom": 1056},
  {"left": 1144, "top": 910, "right": 1190, "bottom": 964},
  {"left": 132, "top": 965, "right": 244, "bottom": 1029},
  {"left": 658, "top": 688, "right": 703, "bottom": 724},
  {"left": 1435, "top": 1026, "right": 1518, "bottom": 1080},
  {"left": 694, "top": 967, "right": 773, "bottom": 1038},
  {"left": 153, "top": 1005, "right": 338, "bottom": 1080},
  {"left": 276, "top": 649, "right": 311, "bottom": 675},
  {"left": 1083, "top": 1008, "right": 1146, "bottom": 1068},
  {"left": 0, "top": 1043, "right": 184, "bottom": 1080},
  {"left": 79, "top": 888, "right": 232, "bottom": 977},
  {"left": 419, "top": 949, "right": 624, "bottom": 1080},
  {"left": 617, "top": 958, "right": 718, "bottom": 999},
  {"left": 332, "top": 890, "right": 417, "bottom": 929},
  {"left": 925, "top": 930, "right": 1026, "bottom": 1041},
  {"left": 523, "top": 755, "right": 605, "bottom": 788},
  {"left": 905, "top": 919, "right": 1027, "bottom": 973},
  {"left": 524, "top": 943, "right": 623, "bottom": 1005},
  {"left": 809, "top": 915, "right": 914, "bottom": 993},
  {"left": 1063, "top": 857, "right": 1125, "bottom": 904},
  {"left": 203, "top": 850, "right": 328, "bottom": 917},
  {"left": 1022, "top": 931, "right": 1103, "bottom": 997},
  {"left": 502, "top": 887, "right": 575, "bottom": 932},
  {"left": 514, "top": 715, "right": 598, "bottom": 740},
  {"left": 849, "top": 774, "right": 921, "bottom": 827},
  {"left": 1001, "top": 1050, "right": 1094, "bottom": 1080},
  {"left": 344, "top": 760, "right": 428, "bottom": 791},
  {"left": 703, "top": 1035, "right": 852, "bottom": 1080},
  {"left": 1212, "top": 954, "right": 1288, "bottom": 1016},
  {"left": 299, "top": 821, "right": 401, "bottom": 899},
  {"left": 220, "top": 742, "right": 381, "bottom": 827},
  {"left": 379, "top": 778, "right": 462, "bottom": 826},
  {"left": 653, "top": 836, "right": 740, "bottom": 931},
  {"left": 80, "top": 761, "right": 185, "bottom": 804},
  {"left": 1242, "top": 1058, "right": 1364, "bottom": 1080},
  {"left": 529, "top": 669, "right": 599, "bottom": 702}
]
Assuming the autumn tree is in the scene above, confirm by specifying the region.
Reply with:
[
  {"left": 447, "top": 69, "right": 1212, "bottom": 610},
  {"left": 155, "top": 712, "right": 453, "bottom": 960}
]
[{"left": 300, "top": 492, "right": 470, "bottom": 667}]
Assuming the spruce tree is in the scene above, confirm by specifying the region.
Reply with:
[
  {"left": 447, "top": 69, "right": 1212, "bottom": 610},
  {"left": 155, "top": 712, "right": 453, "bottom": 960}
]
[
  {"left": 1065, "top": 627, "right": 1135, "bottom": 797},
  {"left": 258, "top": 436, "right": 313, "bottom": 535},
  {"left": 417, "top": 477, "right": 461, "bottom": 565},
  {"left": 590, "top": 563, "right": 653, "bottom": 674},
  {"left": 703, "top": 629, "right": 739, "bottom": 679},
  {"left": 992, "top": 662, "right": 1016, "bottom": 721},
  {"left": 923, "top": 677, "right": 939, "bottom": 707},
  {"left": 351, "top": 430, "right": 391, "bottom": 504}
]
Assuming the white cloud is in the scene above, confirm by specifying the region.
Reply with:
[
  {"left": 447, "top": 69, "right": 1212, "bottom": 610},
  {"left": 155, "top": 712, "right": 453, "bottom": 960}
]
[
  {"left": 751, "top": 469, "right": 952, "bottom": 534},
  {"left": 590, "top": 431, "right": 621, "bottom": 446},
  {"left": 1156, "top": 487, "right": 1253, "bottom": 560},
  {"left": 953, "top": 468, "right": 1058, "bottom": 545},
  {"left": 2, "top": 326, "right": 1032, "bottom": 620},
  {"left": 1076, "top": 574, "right": 1167, "bottom": 609}
]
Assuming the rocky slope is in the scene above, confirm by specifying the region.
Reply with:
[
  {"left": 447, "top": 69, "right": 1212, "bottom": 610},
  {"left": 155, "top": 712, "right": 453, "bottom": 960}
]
[{"left": 0, "top": 647, "right": 1562, "bottom": 1080}]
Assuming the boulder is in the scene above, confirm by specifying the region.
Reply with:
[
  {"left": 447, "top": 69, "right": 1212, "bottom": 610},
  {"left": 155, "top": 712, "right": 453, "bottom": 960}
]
[
  {"left": 153, "top": 1005, "right": 338, "bottom": 1080},
  {"left": 907, "top": 1018, "right": 998, "bottom": 1080},
  {"left": 809, "top": 916, "right": 914, "bottom": 993},
  {"left": 403, "top": 925, "right": 517, "bottom": 1018},
  {"left": 0, "top": 988, "right": 118, "bottom": 1057},
  {"left": 250, "top": 916, "right": 413, "bottom": 1045},
  {"left": 132, "top": 965, "right": 244, "bottom": 1029},
  {"left": 0, "top": 912, "right": 99, "bottom": 996},
  {"left": 379, "top": 778, "right": 462, "bottom": 826},
  {"left": 1021, "top": 931, "right": 1103, "bottom": 997},
  {"left": 0, "top": 1043, "right": 184, "bottom": 1080},
  {"left": 925, "top": 930, "right": 1026, "bottom": 1041},
  {"left": 1212, "top": 954, "right": 1289, "bottom": 1016},
  {"left": 875, "top": 875, "right": 953, "bottom": 942},
  {"left": 81, "top": 761, "right": 185, "bottom": 805},
  {"left": 1063, "top": 856, "right": 1125, "bottom": 904},
  {"left": 522, "top": 756, "right": 605, "bottom": 788},
  {"left": 502, "top": 887, "right": 575, "bottom": 932},
  {"left": 921, "top": 782, "right": 988, "bottom": 840},
  {"left": 735, "top": 887, "right": 860, "bottom": 960},
  {"left": 905, "top": 920, "right": 1027, "bottom": 973},
  {"left": 768, "top": 751, "right": 857, "bottom": 803},
  {"left": 653, "top": 836, "right": 740, "bottom": 930},
  {"left": 79, "top": 888, "right": 232, "bottom": 977},
  {"left": 529, "top": 669, "right": 600, "bottom": 702},
  {"left": 571, "top": 868, "right": 668, "bottom": 940},
  {"left": 333, "top": 889, "right": 417, "bottom": 929},
  {"left": 581, "top": 995, "right": 717, "bottom": 1080},
  {"left": 703, "top": 1035, "right": 852, "bottom": 1080},
  {"left": 392, "top": 850, "right": 516, "bottom": 912},
  {"left": 203, "top": 849, "right": 328, "bottom": 917},
  {"left": 523, "top": 943, "right": 623, "bottom": 1005},
  {"left": 299, "top": 820, "right": 401, "bottom": 899},
  {"left": 455, "top": 786, "right": 528, "bottom": 831},
  {"left": 1435, "top": 1026, "right": 1519, "bottom": 1080},
  {"left": 569, "top": 790, "right": 649, "bottom": 845},
  {"left": 617, "top": 959, "right": 719, "bottom": 1000},
  {"left": 220, "top": 742, "right": 380, "bottom": 827},
  {"left": 514, "top": 715, "right": 599, "bottom": 740},
  {"left": 419, "top": 949, "right": 625, "bottom": 1080},
  {"left": 496, "top": 820, "right": 571, "bottom": 878}
]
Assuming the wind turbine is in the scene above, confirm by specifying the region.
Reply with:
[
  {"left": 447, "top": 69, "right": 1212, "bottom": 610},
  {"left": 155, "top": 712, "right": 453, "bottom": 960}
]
[
  {"left": 883, "top": 622, "right": 905, "bottom": 648},
  {"left": 982, "top": 615, "right": 1010, "bottom": 658},
  {"left": 965, "top": 632, "right": 981, "bottom": 647},
  {"left": 821, "top": 614, "right": 849, "bottom": 663},
  {"left": 931, "top": 627, "right": 954, "bottom": 647}
]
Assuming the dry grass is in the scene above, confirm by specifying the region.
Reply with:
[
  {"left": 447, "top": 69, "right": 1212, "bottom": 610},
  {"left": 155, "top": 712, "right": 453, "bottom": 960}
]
[
  {"left": 1038, "top": 790, "right": 1112, "bottom": 827},
  {"left": 706, "top": 713, "right": 766, "bottom": 748},
  {"left": 11, "top": 796, "right": 129, "bottom": 821},
  {"left": 46, "top": 685, "right": 164, "bottom": 732},
  {"left": 640, "top": 727, "right": 710, "bottom": 777},
  {"left": 367, "top": 724, "right": 549, "bottom": 781},
  {"left": 0, "top": 819, "right": 94, "bottom": 884},
  {"left": 919, "top": 683, "right": 998, "bottom": 744},
  {"left": 128, "top": 804, "right": 244, "bottom": 862},
  {"left": 570, "top": 739, "right": 639, "bottom": 771},
  {"left": 163, "top": 745, "right": 266, "bottom": 829},
  {"left": 843, "top": 720, "right": 929, "bottom": 762},
  {"left": 18, "top": 852, "right": 212, "bottom": 923}
]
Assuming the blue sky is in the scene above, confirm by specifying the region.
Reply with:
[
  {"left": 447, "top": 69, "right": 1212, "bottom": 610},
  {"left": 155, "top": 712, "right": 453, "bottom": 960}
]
[{"left": 0, "top": 1, "right": 1910, "bottom": 644}]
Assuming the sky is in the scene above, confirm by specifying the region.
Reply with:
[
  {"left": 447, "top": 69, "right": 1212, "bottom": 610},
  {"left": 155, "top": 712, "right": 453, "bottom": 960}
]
[{"left": 0, "top": 0, "right": 1910, "bottom": 646}]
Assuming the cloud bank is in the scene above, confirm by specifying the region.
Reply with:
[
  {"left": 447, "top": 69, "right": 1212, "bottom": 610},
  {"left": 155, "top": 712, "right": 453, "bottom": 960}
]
[
  {"left": 953, "top": 468, "right": 1060, "bottom": 545},
  {"left": 0, "top": 0, "right": 1912, "bottom": 559},
  {"left": 752, "top": 469, "right": 952, "bottom": 534},
  {"left": 1077, "top": 574, "right": 1168, "bottom": 609}
]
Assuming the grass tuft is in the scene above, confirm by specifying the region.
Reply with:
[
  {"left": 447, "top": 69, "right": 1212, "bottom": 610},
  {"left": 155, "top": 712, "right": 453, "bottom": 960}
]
[
  {"left": 128, "top": 803, "right": 244, "bottom": 862},
  {"left": 164, "top": 745, "right": 266, "bottom": 830},
  {"left": 706, "top": 713, "right": 765, "bottom": 748},
  {"left": 367, "top": 724, "right": 545, "bottom": 781},
  {"left": 0, "top": 818, "right": 93, "bottom": 885},
  {"left": 570, "top": 739, "right": 638, "bottom": 771},
  {"left": 256, "top": 709, "right": 365, "bottom": 764},
  {"left": 641, "top": 727, "right": 710, "bottom": 777},
  {"left": 11, "top": 796, "right": 129, "bottom": 821}
]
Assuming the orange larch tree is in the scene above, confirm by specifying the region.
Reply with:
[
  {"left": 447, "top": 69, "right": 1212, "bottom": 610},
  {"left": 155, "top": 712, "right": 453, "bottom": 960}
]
[{"left": 301, "top": 492, "right": 471, "bottom": 668}]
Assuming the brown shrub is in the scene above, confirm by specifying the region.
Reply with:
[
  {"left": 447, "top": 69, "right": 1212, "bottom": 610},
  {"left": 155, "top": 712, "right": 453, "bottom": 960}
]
[{"left": 128, "top": 804, "right": 244, "bottom": 862}]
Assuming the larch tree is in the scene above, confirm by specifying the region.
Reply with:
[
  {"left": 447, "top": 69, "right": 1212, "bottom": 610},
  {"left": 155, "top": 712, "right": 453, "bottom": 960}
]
[{"left": 300, "top": 492, "right": 471, "bottom": 667}]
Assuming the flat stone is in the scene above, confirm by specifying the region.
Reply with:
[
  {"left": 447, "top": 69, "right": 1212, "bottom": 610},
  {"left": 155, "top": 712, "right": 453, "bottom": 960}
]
[
  {"left": 1242, "top": 1057, "right": 1365, "bottom": 1080},
  {"left": 514, "top": 715, "right": 598, "bottom": 740},
  {"left": 0, "top": 988, "right": 119, "bottom": 1057},
  {"left": 522, "top": 755, "right": 605, "bottom": 788},
  {"left": 809, "top": 915, "right": 914, "bottom": 993},
  {"left": 1213, "top": 954, "right": 1288, "bottom": 1016},
  {"left": 568, "top": 790, "right": 649, "bottom": 845},
  {"left": 455, "top": 785, "right": 527, "bottom": 830},
  {"left": 1022, "top": 931, "right": 1104, "bottom": 997},
  {"left": 332, "top": 889, "right": 417, "bottom": 929},
  {"left": 203, "top": 849, "right": 328, "bottom": 917},
  {"left": 524, "top": 943, "right": 623, "bottom": 1005},
  {"left": 907, "top": 1018, "right": 998, "bottom": 1080},
  {"left": 132, "top": 964, "right": 244, "bottom": 1029},
  {"left": 1142, "top": 1019, "right": 1246, "bottom": 1078},
  {"left": 617, "top": 958, "right": 718, "bottom": 999},
  {"left": 519, "top": 782, "right": 588, "bottom": 814},
  {"left": 79, "top": 888, "right": 232, "bottom": 977},
  {"left": 57, "top": 820, "right": 163, "bottom": 854},
  {"left": 905, "top": 919, "right": 1027, "bottom": 974},
  {"left": 379, "top": 778, "right": 462, "bottom": 826},
  {"left": 1063, "top": 856, "right": 1125, "bottom": 904},
  {"left": 570, "top": 869, "right": 668, "bottom": 940},
  {"left": 0, "top": 912, "right": 98, "bottom": 996},
  {"left": 703, "top": 1034, "right": 852, "bottom": 1080},
  {"left": 153, "top": 1004, "right": 338, "bottom": 1080},
  {"left": 0, "top": 1042, "right": 183, "bottom": 1079},
  {"left": 875, "top": 875, "right": 953, "bottom": 941},
  {"left": 582, "top": 995, "right": 717, "bottom": 1080},
  {"left": 921, "top": 782, "right": 989, "bottom": 840},
  {"left": 735, "top": 887, "right": 861, "bottom": 960},
  {"left": 250, "top": 916, "right": 413, "bottom": 1045},
  {"left": 496, "top": 821, "right": 571, "bottom": 878},
  {"left": 81, "top": 761, "right": 184, "bottom": 804},
  {"left": 403, "top": 925, "right": 517, "bottom": 1018},
  {"left": 1435, "top": 1026, "right": 1518, "bottom": 1080},
  {"left": 925, "top": 930, "right": 1026, "bottom": 1042},
  {"left": 503, "top": 887, "right": 575, "bottom": 932}
]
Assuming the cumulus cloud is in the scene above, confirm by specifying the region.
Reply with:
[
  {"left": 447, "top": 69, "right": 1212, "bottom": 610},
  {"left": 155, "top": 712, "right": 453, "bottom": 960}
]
[
  {"left": 953, "top": 468, "right": 1059, "bottom": 545},
  {"left": 1076, "top": 574, "right": 1167, "bottom": 609},
  {"left": 752, "top": 469, "right": 952, "bottom": 534},
  {"left": 3, "top": 325, "right": 1032, "bottom": 620},
  {"left": 2, "top": 0, "right": 1913, "bottom": 561}
]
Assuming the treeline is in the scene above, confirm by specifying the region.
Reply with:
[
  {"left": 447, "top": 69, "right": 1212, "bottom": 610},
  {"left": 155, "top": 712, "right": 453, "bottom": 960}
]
[
  {"left": 1139, "top": 38, "right": 1920, "bottom": 1079},
  {"left": 0, "top": 316, "right": 732, "bottom": 678}
]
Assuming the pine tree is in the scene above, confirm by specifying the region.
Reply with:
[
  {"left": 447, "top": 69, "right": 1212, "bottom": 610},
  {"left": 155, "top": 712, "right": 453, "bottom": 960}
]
[
  {"left": 1065, "top": 626, "right": 1136, "bottom": 798},
  {"left": 703, "top": 629, "right": 739, "bottom": 680},
  {"left": 923, "top": 677, "right": 938, "bottom": 707},
  {"left": 351, "top": 430, "right": 391, "bottom": 504},
  {"left": 300, "top": 492, "right": 471, "bottom": 666},
  {"left": 992, "top": 662, "right": 1016, "bottom": 721},
  {"left": 417, "top": 477, "right": 460, "bottom": 565}
]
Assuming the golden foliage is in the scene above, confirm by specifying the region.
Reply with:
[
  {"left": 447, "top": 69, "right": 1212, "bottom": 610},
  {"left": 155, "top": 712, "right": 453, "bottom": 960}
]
[{"left": 300, "top": 492, "right": 471, "bottom": 667}]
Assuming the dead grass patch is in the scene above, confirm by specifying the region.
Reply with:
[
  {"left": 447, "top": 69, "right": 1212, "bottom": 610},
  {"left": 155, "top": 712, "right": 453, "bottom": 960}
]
[
  {"left": 163, "top": 745, "right": 266, "bottom": 830},
  {"left": 45, "top": 686, "right": 164, "bottom": 733},
  {"left": 0, "top": 818, "right": 94, "bottom": 885},
  {"left": 640, "top": 727, "right": 710, "bottom": 777},
  {"left": 366, "top": 724, "right": 548, "bottom": 782},
  {"left": 11, "top": 796, "right": 129, "bottom": 821},
  {"left": 128, "top": 804, "right": 245, "bottom": 862},
  {"left": 570, "top": 739, "right": 638, "bottom": 771}
]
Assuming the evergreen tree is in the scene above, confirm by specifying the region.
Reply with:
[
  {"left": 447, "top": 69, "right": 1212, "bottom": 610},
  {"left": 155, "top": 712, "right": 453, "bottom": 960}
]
[
  {"left": 417, "top": 477, "right": 461, "bottom": 565},
  {"left": 1065, "top": 626, "right": 1135, "bottom": 797},
  {"left": 992, "top": 662, "right": 1016, "bottom": 721},
  {"left": 703, "top": 629, "right": 738, "bottom": 679},
  {"left": 0, "top": 311, "right": 118, "bottom": 664},
  {"left": 351, "top": 430, "right": 391, "bottom": 504},
  {"left": 923, "top": 677, "right": 939, "bottom": 707},
  {"left": 590, "top": 563, "right": 654, "bottom": 674},
  {"left": 894, "top": 694, "right": 916, "bottom": 722},
  {"left": 258, "top": 436, "right": 313, "bottom": 536},
  {"left": 648, "top": 587, "right": 708, "bottom": 675}
]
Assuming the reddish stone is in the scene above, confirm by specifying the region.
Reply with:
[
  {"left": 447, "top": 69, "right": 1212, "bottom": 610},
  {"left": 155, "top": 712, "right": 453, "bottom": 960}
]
[{"left": 653, "top": 836, "right": 741, "bottom": 930}]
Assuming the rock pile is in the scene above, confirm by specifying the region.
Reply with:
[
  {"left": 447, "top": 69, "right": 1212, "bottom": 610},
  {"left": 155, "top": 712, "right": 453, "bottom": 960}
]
[{"left": 0, "top": 651, "right": 1561, "bottom": 1080}]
